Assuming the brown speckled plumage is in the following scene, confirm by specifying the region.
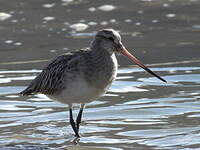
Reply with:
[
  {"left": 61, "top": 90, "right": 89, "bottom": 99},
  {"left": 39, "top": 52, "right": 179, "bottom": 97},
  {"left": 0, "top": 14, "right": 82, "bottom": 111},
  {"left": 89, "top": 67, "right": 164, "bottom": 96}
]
[
  {"left": 20, "top": 29, "right": 120, "bottom": 99},
  {"left": 20, "top": 47, "right": 117, "bottom": 97},
  {"left": 20, "top": 50, "right": 88, "bottom": 95}
]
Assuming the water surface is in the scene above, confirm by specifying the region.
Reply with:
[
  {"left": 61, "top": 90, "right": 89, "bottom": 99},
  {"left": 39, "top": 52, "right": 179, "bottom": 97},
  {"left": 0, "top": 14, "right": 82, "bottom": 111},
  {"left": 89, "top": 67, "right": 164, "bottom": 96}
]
[{"left": 0, "top": 60, "right": 200, "bottom": 150}]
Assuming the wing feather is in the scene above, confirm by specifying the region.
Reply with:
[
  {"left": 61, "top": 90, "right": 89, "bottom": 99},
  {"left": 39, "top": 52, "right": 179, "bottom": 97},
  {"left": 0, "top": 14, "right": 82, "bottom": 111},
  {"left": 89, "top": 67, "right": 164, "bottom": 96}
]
[{"left": 20, "top": 51, "right": 86, "bottom": 96}]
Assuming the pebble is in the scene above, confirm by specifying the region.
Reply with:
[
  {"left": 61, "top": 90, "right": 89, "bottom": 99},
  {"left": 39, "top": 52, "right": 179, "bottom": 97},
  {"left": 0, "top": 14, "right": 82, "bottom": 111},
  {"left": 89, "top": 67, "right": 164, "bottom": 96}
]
[
  {"left": 124, "top": 19, "right": 132, "bottom": 23},
  {"left": 4, "top": 40, "right": 13, "bottom": 44},
  {"left": 88, "top": 21, "right": 97, "bottom": 26},
  {"left": 135, "top": 22, "right": 141, "bottom": 26},
  {"left": 0, "top": 12, "right": 11, "bottom": 21},
  {"left": 109, "top": 19, "right": 116, "bottom": 23},
  {"left": 14, "top": 42, "right": 22, "bottom": 46},
  {"left": 166, "top": 13, "right": 176, "bottom": 18},
  {"left": 100, "top": 21, "right": 108, "bottom": 26},
  {"left": 50, "top": 50, "right": 57, "bottom": 53},
  {"left": 137, "top": 10, "right": 144, "bottom": 14},
  {"left": 163, "top": 3, "right": 170, "bottom": 7},
  {"left": 70, "top": 23, "right": 88, "bottom": 31},
  {"left": 43, "top": 16, "right": 55, "bottom": 21},
  {"left": 88, "top": 7, "right": 96, "bottom": 12},
  {"left": 152, "top": 19, "right": 159, "bottom": 23},
  {"left": 43, "top": 3, "right": 56, "bottom": 8},
  {"left": 98, "top": 5, "right": 116, "bottom": 11}
]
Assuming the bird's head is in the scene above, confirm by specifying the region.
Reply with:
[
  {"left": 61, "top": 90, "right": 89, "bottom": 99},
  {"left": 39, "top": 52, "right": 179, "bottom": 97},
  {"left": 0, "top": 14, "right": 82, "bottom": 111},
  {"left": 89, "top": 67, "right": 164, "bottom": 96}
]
[
  {"left": 93, "top": 29, "right": 167, "bottom": 83},
  {"left": 95, "top": 29, "right": 123, "bottom": 54}
]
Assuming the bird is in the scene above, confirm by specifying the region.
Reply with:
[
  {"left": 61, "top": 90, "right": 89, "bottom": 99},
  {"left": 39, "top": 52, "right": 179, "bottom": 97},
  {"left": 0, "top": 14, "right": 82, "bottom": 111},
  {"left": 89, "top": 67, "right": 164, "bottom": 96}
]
[{"left": 20, "top": 29, "right": 166, "bottom": 137}]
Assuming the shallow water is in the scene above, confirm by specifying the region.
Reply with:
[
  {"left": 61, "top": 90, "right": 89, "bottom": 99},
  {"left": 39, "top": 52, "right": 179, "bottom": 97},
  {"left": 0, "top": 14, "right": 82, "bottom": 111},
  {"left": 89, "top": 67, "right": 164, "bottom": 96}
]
[
  {"left": 0, "top": 60, "right": 200, "bottom": 150},
  {"left": 0, "top": 0, "right": 200, "bottom": 149}
]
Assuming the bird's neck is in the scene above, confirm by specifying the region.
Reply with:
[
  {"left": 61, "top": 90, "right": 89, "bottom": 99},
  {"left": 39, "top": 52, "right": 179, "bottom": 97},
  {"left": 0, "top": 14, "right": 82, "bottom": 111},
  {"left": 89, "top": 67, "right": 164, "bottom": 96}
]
[
  {"left": 85, "top": 42, "right": 117, "bottom": 89},
  {"left": 90, "top": 40, "right": 114, "bottom": 59}
]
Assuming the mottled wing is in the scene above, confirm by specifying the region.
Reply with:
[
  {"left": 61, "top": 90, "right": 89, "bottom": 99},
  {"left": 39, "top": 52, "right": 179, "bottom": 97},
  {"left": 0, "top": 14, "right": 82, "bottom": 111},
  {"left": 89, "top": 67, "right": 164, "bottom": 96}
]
[{"left": 20, "top": 51, "right": 84, "bottom": 96}]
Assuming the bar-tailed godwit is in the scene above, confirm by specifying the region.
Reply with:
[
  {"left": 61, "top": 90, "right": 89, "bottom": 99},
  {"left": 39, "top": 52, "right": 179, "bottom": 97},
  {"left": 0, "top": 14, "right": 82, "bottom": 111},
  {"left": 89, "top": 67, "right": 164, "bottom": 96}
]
[{"left": 20, "top": 29, "right": 166, "bottom": 137}]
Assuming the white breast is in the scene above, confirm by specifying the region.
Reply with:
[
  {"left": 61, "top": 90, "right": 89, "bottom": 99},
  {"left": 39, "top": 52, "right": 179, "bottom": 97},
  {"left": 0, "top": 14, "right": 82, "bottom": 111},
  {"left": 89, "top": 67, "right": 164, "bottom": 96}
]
[
  {"left": 48, "top": 53, "right": 118, "bottom": 105},
  {"left": 111, "top": 53, "right": 118, "bottom": 81},
  {"left": 47, "top": 76, "right": 107, "bottom": 104}
]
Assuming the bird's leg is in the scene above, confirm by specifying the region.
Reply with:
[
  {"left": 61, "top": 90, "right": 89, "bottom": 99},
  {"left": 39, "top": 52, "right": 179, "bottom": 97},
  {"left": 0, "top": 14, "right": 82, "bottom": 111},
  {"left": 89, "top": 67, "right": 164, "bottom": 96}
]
[
  {"left": 76, "top": 104, "right": 85, "bottom": 132},
  {"left": 69, "top": 107, "right": 80, "bottom": 137}
]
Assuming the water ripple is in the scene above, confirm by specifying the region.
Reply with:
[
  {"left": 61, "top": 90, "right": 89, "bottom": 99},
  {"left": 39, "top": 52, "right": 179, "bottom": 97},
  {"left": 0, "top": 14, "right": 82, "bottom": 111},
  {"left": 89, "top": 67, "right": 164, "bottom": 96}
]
[{"left": 0, "top": 63, "right": 200, "bottom": 149}]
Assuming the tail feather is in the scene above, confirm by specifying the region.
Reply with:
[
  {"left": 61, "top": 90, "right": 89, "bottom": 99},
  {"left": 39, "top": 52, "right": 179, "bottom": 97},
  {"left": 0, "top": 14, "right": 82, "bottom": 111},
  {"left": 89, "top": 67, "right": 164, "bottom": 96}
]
[{"left": 19, "top": 88, "right": 34, "bottom": 96}]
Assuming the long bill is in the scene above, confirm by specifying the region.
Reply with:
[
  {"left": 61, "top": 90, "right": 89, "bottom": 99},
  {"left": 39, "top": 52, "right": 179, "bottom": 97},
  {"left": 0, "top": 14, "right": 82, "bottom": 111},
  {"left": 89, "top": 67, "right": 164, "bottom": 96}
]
[{"left": 119, "top": 48, "right": 167, "bottom": 83}]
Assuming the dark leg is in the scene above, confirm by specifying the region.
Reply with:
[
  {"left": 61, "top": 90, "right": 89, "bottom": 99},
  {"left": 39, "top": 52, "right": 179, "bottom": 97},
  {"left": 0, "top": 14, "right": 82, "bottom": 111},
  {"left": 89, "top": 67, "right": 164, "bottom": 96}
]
[
  {"left": 76, "top": 104, "right": 84, "bottom": 132},
  {"left": 69, "top": 108, "right": 80, "bottom": 137}
]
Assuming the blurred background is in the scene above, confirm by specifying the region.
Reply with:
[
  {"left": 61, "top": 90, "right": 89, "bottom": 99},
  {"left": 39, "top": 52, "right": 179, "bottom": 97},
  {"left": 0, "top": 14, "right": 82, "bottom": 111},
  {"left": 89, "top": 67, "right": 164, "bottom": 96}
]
[
  {"left": 0, "top": 0, "right": 200, "bottom": 69},
  {"left": 0, "top": 0, "right": 200, "bottom": 150}
]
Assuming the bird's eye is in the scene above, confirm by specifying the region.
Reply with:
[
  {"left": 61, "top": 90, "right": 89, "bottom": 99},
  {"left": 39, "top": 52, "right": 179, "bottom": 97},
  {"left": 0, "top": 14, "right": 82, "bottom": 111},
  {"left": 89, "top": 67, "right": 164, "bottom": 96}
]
[{"left": 108, "top": 37, "right": 114, "bottom": 41}]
